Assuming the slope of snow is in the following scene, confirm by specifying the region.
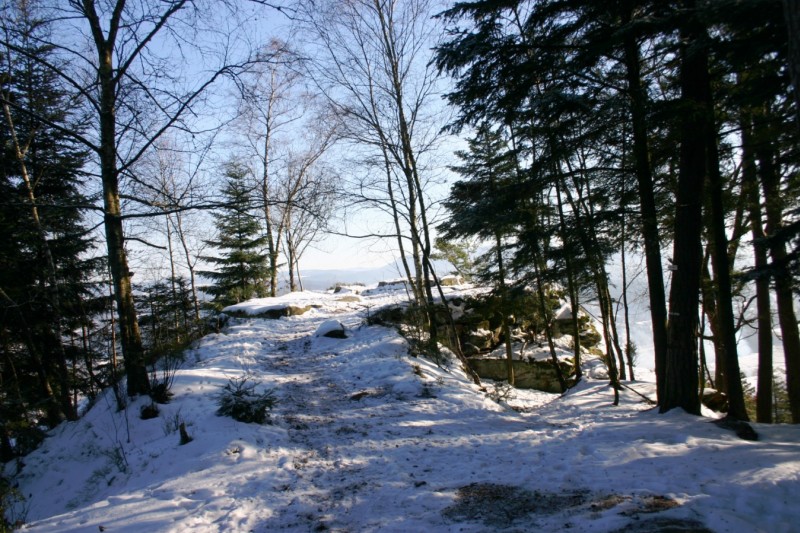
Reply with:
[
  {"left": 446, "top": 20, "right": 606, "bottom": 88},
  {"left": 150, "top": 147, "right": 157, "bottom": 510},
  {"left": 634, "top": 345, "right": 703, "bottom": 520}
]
[{"left": 6, "top": 285, "right": 800, "bottom": 532}]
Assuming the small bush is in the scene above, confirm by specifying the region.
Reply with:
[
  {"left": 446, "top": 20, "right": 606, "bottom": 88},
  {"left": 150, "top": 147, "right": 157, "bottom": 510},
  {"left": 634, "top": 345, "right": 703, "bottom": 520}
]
[
  {"left": 148, "top": 352, "right": 182, "bottom": 404},
  {"left": 140, "top": 402, "right": 159, "bottom": 420},
  {"left": 0, "top": 474, "right": 26, "bottom": 529},
  {"left": 487, "top": 381, "right": 515, "bottom": 403},
  {"left": 215, "top": 377, "right": 276, "bottom": 424}
]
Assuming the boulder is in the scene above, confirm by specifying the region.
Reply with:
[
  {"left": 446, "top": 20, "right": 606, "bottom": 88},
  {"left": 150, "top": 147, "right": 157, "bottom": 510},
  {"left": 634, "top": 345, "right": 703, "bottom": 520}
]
[
  {"left": 702, "top": 389, "right": 728, "bottom": 413},
  {"left": 315, "top": 319, "right": 347, "bottom": 339},
  {"left": 440, "top": 275, "right": 464, "bottom": 286}
]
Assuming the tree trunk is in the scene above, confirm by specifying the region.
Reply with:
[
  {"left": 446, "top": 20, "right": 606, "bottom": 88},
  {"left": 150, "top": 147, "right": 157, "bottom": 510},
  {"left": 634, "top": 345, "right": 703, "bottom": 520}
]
[
  {"left": 495, "top": 234, "right": 515, "bottom": 386},
  {"left": 1, "top": 100, "right": 76, "bottom": 420},
  {"left": 620, "top": 226, "right": 635, "bottom": 381},
  {"left": 531, "top": 244, "right": 567, "bottom": 394},
  {"left": 742, "top": 115, "right": 773, "bottom": 423},
  {"left": 554, "top": 179, "right": 582, "bottom": 382},
  {"left": 97, "top": 40, "right": 149, "bottom": 396},
  {"left": 758, "top": 124, "right": 800, "bottom": 423},
  {"left": 701, "top": 253, "right": 724, "bottom": 390},
  {"left": 661, "top": 5, "right": 707, "bottom": 416},
  {"left": 382, "top": 149, "right": 418, "bottom": 304},
  {"left": 621, "top": 5, "right": 668, "bottom": 402},
  {"left": 706, "top": 113, "right": 748, "bottom": 421},
  {"left": 784, "top": 0, "right": 800, "bottom": 126},
  {"left": 173, "top": 212, "right": 201, "bottom": 321}
]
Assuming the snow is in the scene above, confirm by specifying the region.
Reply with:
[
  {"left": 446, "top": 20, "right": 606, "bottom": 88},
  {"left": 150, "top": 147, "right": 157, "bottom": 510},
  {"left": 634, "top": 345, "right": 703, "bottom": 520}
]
[
  {"left": 6, "top": 285, "right": 800, "bottom": 532},
  {"left": 314, "top": 319, "right": 346, "bottom": 337}
]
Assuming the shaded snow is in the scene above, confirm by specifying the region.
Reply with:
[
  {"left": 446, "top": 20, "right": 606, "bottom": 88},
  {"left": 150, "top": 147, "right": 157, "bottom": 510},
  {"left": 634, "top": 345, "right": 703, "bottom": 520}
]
[{"left": 6, "top": 286, "right": 800, "bottom": 533}]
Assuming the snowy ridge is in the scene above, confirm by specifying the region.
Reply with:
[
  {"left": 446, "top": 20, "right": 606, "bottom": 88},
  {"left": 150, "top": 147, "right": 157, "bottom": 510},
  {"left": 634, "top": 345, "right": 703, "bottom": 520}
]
[{"left": 7, "top": 286, "right": 800, "bottom": 532}]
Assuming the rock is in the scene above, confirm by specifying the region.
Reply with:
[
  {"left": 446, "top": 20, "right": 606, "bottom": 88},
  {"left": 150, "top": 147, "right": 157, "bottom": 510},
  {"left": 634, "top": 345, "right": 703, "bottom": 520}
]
[
  {"left": 224, "top": 304, "right": 313, "bottom": 320},
  {"left": 377, "top": 279, "right": 407, "bottom": 288},
  {"left": 702, "top": 389, "right": 728, "bottom": 413},
  {"left": 336, "top": 295, "right": 361, "bottom": 303},
  {"left": 315, "top": 319, "right": 347, "bottom": 339},
  {"left": 466, "top": 328, "right": 497, "bottom": 352},
  {"left": 467, "top": 357, "right": 572, "bottom": 393},
  {"left": 440, "top": 275, "right": 464, "bottom": 286},
  {"left": 462, "top": 343, "right": 482, "bottom": 357}
]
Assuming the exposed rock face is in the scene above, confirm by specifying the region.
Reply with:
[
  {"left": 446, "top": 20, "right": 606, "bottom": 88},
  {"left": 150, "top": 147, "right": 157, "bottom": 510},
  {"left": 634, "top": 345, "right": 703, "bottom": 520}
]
[
  {"left": 464, "top": 327, "right": 499, "bottom": 353},
  {"left": 467, "top": 358, "right": 572, "bottom": 393},
  {"left": 226, "top": 305, "right": 313, "bottom": 320},
  {"left": 377, "top": 279, "right": 408, "bottom": 288}
]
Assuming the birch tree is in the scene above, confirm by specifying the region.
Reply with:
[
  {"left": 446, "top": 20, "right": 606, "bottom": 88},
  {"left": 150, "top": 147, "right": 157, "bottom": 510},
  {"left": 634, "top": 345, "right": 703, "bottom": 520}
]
[{"left": 1, "top": 0, "right": 267, "bottom": 395}]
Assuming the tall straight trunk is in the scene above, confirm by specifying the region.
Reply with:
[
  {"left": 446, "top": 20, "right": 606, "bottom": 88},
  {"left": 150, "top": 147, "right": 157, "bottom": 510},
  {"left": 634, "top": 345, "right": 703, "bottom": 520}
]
[
  {"left": 287, "top": 239, "right": 297, "bottom": 292},
  {"left": 257, "top": 70, "right": 279, "bottom": 298},
  {"left": 662, "top": 5, "right": 707, "bottom": 416},
  {"left": 554, "top": 179, "right": 582, "bottom": 382},
  {"left": 382, "top": 149, "right": 418, "bottom": 303},
  {"left": 173, "top": 212, "right": 200, "bottom": 320},
  {"left": 742, "top": 115, "right": 773, "bottom": 423},
  {"left": 620, "top": 226, "right": 635, "bottom": 381},
  {"left": 374, "top": 0, "right": 434, "bottom": 333},
  {"left": 165, "top": 215, "right": 181, "bottom": 337},
  {"left": 531, "top": 244, "right": 567, "bottom": 393},
  {"left": 706, "top": 116, "right": 748, "bottom": 421},
  {"left": 80, "top": 2, "right": 151, "bottom": 396},
  {"left": 562, "top": 159, "right": 625, "bottom": 386},
  {"left": 98, "top": 56, "right": 149, "bottom": 395},
  {"left": 495, "top": 234, "right": 514, "bottom": 386},
  {"left": 757, "top": 126, "right": 800, "bottom": 423},
  {"left": 1, "top": 100, "right": 75, "bottom": 420},
  {"left": 621, "top": 5, "right": 668, "bottom": 402},
  {"left": 785, "top": 0, "right": 800, "bottom": 126},
  {"left": 701, "top": 253, "right": 725, "bottom": 390}
]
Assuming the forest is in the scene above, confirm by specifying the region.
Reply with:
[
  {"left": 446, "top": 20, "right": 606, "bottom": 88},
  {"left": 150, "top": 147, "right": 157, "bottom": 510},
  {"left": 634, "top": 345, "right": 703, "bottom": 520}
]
[{"left": 0, "top": 0, "right": 799, "bottom": 483}]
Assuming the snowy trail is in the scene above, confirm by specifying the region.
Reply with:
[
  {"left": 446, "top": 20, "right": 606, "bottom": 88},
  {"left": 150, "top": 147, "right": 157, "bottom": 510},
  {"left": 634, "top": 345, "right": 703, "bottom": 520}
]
[{"left": 10, "top": 288, "right": 800, "bottom": 533}]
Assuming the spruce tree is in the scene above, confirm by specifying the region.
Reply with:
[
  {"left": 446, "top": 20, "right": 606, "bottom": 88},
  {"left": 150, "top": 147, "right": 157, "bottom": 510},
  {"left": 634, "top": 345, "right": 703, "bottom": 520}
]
[
  {"left": 202, "top": 163, "right": 270, "bottom": 310},
  {"left": 441, "top": 124, "right": 520, "bottom": 384},
  {"left": 0, "top": 4, "right": 98, "bottom": 429}
]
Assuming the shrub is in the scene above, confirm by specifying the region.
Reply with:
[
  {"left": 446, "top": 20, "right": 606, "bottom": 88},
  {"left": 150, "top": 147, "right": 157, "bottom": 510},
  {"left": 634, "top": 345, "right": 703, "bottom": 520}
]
[
  {"left": 140, "top": 402, "right": 160, "bottom": 420},
  {"left": 0, "top": 474, "right": 26, "bottom": 530},
  {"left": 148, "top": 352, "right": 182, "bottom": 404},
  {"left": 215, "top": 377, "right": 276, "bottom": 424}
]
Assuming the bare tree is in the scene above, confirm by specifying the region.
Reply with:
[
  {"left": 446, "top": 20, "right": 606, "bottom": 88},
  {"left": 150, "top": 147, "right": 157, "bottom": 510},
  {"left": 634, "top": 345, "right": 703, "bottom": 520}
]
[
  {"left": 282, "top": 161, "right": 337, "bottom": 291},
  {"left": 300, "top": 0, "right": 447, "bottom": 311},
  {"left": 1, "top": 0, "right": 269, "bottom": 395},
  {"left": 135, "top": 137, "right": 213, "bottom": 321},
  {"left": 234, "top": 39, "right": 305, "bottom": 296}
]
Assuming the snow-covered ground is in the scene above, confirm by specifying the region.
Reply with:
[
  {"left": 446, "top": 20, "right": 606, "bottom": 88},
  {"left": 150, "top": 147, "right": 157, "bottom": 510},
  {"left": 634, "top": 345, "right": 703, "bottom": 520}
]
[{"left": 6, "top": 284, "right": 800, "bottom": 532}]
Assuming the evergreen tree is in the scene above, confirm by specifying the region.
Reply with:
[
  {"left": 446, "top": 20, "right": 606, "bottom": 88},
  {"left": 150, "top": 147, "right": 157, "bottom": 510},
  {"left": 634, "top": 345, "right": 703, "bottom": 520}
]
[
  {"left": 0, "top": 3, "right": 98, "bottom": 431},
  {"left": 202, "top": 163, "right": 270, "bottom": 310},
  {"left": 440, "top": 124, "right": 520, "bottom": 384}
]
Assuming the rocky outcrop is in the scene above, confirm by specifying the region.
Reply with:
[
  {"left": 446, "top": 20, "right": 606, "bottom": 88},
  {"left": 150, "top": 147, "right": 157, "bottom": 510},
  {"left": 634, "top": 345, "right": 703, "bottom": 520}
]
[
  {"left": 466, "top": 358, "right": 572, "bottom": 393},
  {"left": 226, "top": 305, "right": 313, "bottom": 320}
]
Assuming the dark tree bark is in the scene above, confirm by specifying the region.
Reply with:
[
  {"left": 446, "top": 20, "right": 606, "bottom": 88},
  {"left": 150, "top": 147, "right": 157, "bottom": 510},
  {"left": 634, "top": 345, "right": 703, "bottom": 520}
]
[
  {"left": 742, "top": 114, "right": 773, "bottom": 423},
  {"left": 661, "top": 4, "right": 708, "bottom": 416},
  {"left": 785, "top": 0, "right": 800, "bottom": 125},
  {"left": 621, "top": 4, "right": 668, "bottom": 402},
  {"left": 706, "top": 113, "right": 748, "bottom": 421},
  {"left": 86, "top": 3, "right": 150, "bottom": 396},
  {"left": 757, "top": 125, "right": 800, "bottom": 423}
]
